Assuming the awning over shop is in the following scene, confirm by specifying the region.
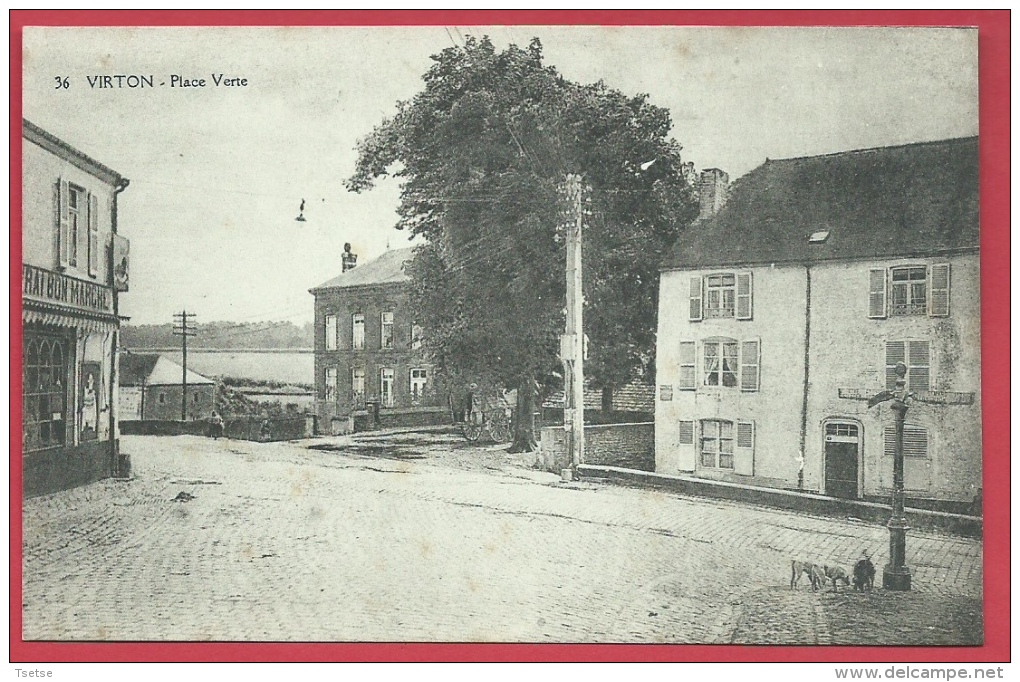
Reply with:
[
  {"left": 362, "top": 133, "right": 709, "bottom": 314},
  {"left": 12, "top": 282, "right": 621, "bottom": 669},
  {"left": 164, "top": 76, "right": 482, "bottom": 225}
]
[{"left": 23, "top": 300, "right": 119, "bottom": 334}]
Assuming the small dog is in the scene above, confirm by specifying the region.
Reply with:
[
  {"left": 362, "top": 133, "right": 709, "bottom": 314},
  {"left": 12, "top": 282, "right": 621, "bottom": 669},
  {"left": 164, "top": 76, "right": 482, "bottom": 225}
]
[
  {"left": 823, "top": 565, "right": 852, "bottom": 591},
  {"left": 853, "top": 556, "right": 876, "bottom": 592},
  {"left": 790, "top": 560, "right": 825, "bottom": 591}
]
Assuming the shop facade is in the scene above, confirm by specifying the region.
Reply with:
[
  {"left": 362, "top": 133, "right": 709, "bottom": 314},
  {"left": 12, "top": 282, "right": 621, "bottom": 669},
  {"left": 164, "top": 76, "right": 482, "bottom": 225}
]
[{"left": 22, "top": 120, "right": 130, "bottom": 496}]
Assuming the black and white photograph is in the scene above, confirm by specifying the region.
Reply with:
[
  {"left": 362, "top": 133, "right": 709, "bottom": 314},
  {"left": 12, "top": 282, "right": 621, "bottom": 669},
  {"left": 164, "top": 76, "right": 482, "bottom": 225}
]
[{"left": 18, "top": 18, "right": 994, "bottom": 652}]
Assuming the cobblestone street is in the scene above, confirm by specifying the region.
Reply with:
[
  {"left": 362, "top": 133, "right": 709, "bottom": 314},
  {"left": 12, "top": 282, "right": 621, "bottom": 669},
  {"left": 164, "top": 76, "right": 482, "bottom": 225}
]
[{"left": 21, "top": 432, "right": 982, "bottom": 644}]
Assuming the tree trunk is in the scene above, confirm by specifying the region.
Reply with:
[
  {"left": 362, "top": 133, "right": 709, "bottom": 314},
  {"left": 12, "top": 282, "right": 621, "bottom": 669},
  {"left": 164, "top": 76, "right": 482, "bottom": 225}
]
[
  {"left": 601, "top": 385, "right": 614, "bottom": 416},
  {"left": 508, "top": 376, "right": 538, "bottom": 453}
]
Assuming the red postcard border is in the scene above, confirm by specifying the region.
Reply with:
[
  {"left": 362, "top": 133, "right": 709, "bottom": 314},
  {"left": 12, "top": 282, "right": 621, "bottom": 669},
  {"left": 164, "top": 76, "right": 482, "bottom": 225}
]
[{"left": 9, "top": 9, "right": 1010, "bottom": 664}]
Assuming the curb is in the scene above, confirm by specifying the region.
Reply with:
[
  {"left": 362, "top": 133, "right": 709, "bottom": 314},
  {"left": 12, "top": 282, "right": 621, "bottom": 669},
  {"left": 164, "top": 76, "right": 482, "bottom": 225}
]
[{"left": 577, "top": 464, "right": 982, "bottom": 539}]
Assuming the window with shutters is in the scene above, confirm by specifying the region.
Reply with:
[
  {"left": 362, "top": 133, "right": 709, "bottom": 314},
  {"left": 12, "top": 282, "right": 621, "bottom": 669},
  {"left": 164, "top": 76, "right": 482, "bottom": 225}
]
[
  {"left": 890, "top": 266, "right": 927, "bottom": 315},
  {"left": 700, "top": 419, "right": 734, "bottom": 469},
  {"left": 324, "top": 314, "right": 338, "bottom": 351},
  {"left": 885, "top": 340, "right": 930, "bottom": 392},
  {"left": 884, "top": 424, "right": 928, "bottom": 459},
  {"left": 868, "top": 264, "right": 951, "bottom": 319},
  {"left": 689, "top": 337, "right": 760, "bottom": 392},
  {"left": 690, "top": 272, "right": 752, "bottom": 321},
  {"left": 704, "top": 339, "right": 738, "bottom": 387},
  {"left": 60, "top": 183, "right": 86, "bottom": 270}
]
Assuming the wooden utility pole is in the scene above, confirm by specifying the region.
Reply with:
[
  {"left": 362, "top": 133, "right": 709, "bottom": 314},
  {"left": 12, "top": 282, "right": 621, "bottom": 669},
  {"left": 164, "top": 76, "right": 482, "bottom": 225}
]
[
  {"left": 559, "top": 174, "right": 585, "bottom": 472},
  {"left": 172, "top": 310, "right": 196, "bottom": 421}
]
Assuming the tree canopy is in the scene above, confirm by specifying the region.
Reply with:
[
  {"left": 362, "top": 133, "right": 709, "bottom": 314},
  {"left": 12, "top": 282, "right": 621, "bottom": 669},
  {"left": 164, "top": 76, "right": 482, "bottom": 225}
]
[{"left": 347, "top": 36, "right": 699, "bottom": 448}]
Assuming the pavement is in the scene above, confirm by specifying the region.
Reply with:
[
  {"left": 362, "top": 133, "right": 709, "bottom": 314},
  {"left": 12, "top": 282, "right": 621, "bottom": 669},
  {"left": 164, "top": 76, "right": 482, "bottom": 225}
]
[{"left": 20, "top": 431, "right": 982, "bottom": 644}]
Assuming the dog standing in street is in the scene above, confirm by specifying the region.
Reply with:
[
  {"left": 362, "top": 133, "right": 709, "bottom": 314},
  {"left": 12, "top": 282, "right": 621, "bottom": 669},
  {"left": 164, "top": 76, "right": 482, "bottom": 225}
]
[
  {"left": 853, "top": 552, "right": 876, "bottom": 592},
  {"left": 823, "top": 565, "right": 852, "bottom": 591},
  {"left": 790, "top": 560, "right": 825, "bottom": 591}
]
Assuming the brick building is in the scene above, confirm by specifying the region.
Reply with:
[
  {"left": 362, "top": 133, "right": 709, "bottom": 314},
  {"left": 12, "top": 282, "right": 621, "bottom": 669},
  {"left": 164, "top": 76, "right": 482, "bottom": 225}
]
[
  {"left": 655, "top": 138, "right": 980, "bottom": 511},
  {"left": 21, "top": 119, "right": 131, "bottom": 496},
  {"left": 310, "top": 247, "right": 442, "bottom": 433}
]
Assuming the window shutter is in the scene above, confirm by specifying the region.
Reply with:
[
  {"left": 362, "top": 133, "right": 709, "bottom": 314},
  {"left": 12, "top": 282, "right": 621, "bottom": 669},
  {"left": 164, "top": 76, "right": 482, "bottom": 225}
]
[
  {"left": 734, "top": 421, "right": 755, "bottom": 476},
  {"left": 885, "top": 425, "right": 929, "bottom": 459},
  {"left": 678, "top": 341, "right": 696, "bottom": 390},
  {"left": 868, "top": 269, "right": 887, "bottom": 318},
  {"left": 740, "top": 339, "right": 760, "bottom": 392},
  {"left": 885, "top": 341, "right": 905, "bottom": 389},
  {"left": 689, "top": 276, "right": 703, "bottom": 322},
  {"left": 928, "top": 264, "right": 950, "bottom": 317},
  {"left": 57, "top": 179, "right": 70, "bottom": 269},
  {"left": 676, "top": 420, "right": 696, "bottom": 471},
  {"left": 736, "top": 272, "right": 753, "bottom": 320},
  {"left": 88, "top": 193, "right": 99, "bottom": 276},
  {"left": 907, "top": 340, "right": 930, "bottom": 391}
]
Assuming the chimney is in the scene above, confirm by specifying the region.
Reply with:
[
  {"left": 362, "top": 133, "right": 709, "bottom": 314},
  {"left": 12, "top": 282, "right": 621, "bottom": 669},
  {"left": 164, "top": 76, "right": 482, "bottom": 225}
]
[
  {"left": 341, "top": 242, "right": 358, "bottom": 272},
  {"left": 698, "top": 168, "right": 729, "bottom": 220}
]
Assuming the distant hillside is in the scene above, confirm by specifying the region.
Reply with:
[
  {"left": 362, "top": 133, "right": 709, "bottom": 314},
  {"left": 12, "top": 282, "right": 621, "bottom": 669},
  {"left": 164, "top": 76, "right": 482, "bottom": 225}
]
[{"left": 122, "top": 321, "right": 314, "bottom": 350}]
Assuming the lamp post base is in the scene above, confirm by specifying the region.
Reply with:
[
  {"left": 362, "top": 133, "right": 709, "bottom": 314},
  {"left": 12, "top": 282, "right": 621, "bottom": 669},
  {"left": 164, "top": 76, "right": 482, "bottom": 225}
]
[{"left": 883, "top": 564, "right": 912, "bottom": 591}]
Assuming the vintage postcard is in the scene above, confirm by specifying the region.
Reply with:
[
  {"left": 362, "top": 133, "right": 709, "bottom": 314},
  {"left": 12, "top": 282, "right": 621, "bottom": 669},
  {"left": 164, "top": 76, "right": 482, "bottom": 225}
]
[{"left": 13, "top": 12, "right": 1007, "bottom": 663}]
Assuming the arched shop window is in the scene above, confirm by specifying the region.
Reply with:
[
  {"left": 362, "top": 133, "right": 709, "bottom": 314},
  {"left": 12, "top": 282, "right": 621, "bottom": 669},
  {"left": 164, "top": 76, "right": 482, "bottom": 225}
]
[{"left": 23, "top": 334, "right": 68, "bottom": 451}]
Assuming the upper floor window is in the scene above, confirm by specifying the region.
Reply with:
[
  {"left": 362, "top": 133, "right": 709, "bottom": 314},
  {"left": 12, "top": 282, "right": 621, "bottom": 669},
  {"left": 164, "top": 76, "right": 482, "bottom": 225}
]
[
  {"left": 324, "top": 314, "right": 338, "bottom": 351},
  {"left": 352, "top": 313, "right": 365, "bottom": 350},
  {"left": 677, "top": 338, "right": 760, "bottom": 392},
  {"left": 381, "top": 311, "right": 394, "bottom": 349},
  {"left": 690, "top": 272, "right": 752, "bottom": 321},
  {"left": 411, "top": 323, "right": 423, "bottom": 351},
  {"left": 869, "top": 264, "right": 950, "bottom": 319},
  {"left": 704, "top": 339, "right": 738, "bottom": 387},
  {"left": 886, "top": 340, "right": 930, "bottom": 392},
  {"left": 57, "top": 180, "right": 101, "bottom": 277}
]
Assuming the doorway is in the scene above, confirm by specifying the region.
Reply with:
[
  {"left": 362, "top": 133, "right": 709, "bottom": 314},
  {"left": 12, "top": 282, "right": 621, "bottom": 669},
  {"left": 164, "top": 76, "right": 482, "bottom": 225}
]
[{"left": 824, "top": 421, "right": 860, "bottom": 499}]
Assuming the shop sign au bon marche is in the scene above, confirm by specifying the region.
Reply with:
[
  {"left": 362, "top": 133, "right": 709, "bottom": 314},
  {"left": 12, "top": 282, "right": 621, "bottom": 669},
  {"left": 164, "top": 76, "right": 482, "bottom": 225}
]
[{"left": 22, "top": 263, "right": 113, "bottom": 314}]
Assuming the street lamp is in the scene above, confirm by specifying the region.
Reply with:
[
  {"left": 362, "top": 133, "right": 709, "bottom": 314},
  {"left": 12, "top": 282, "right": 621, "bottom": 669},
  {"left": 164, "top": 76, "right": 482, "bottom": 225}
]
[{"left": 870, "top": 361, "right": 912, "bottom": 591}]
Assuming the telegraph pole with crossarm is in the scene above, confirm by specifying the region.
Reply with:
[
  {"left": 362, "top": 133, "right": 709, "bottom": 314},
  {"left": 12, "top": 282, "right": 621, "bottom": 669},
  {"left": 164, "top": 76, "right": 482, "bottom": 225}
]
[
  {"left": 839, "top": 363, "right": 974, "bottom": 591},
  {"left": 172, "top": 310, "right": 197, "bottom": 421}
]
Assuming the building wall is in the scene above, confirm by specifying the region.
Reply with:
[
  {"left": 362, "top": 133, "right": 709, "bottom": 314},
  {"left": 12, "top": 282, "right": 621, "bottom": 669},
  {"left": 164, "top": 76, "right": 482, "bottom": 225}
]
[
  {"left": 140, "top": 384, "right": 216, "bottom": 421},
  {"left": 655, "top": 265, "right": 808, "bottom": 488},
  {"left": 656, "top": 253, "right": 981, "bottom": 504},
  {"left": 584, "top": 422, "right": 655, "bottom": 472},
  {"left": 22, "top": 128, "right": 123, "bottom": 495},
  {"left": 313, "top": 282, "right": 433, "bottom": 427},
  {"left": 23, "top": 137, "right": 114, "bottom": 282},
  {"left": 806, "top": 254, "right": 981, "bottom": 502}
]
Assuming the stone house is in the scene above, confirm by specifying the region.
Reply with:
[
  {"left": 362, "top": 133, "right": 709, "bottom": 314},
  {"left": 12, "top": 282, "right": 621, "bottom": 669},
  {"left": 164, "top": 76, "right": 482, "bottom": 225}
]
[
  {"left": 118, "top": 353, "right": 217, "bottom": 421},
  {"left": 655, "top": 137, "right": 980, "bottom": 511}
]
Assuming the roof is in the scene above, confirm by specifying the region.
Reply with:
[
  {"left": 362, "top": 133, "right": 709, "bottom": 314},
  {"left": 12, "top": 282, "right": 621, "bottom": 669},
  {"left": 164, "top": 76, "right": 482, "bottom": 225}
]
[
  {"left": 119, "top": 353, "right": 215, "bottom": 386},
  {"left": 310, "top": 248, "right": 415, "bottom": 293},
  {"left": 23, "top": 119, "right": 126, "bottom": 187},
  {"left": 665, "top": 137, "right": 979, "bottom": 270}
]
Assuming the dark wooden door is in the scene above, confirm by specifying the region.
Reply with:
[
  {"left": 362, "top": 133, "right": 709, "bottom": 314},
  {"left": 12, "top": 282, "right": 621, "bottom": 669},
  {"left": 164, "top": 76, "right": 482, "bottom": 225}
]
[{"left": 825, "top": 439, "right": 859, "bottom": 499}]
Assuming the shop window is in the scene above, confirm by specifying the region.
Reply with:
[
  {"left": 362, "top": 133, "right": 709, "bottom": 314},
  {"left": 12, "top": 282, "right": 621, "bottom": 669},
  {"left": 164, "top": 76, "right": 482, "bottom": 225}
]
[{"left": 23, "top": 334, "right": 67, "bottom": 451}]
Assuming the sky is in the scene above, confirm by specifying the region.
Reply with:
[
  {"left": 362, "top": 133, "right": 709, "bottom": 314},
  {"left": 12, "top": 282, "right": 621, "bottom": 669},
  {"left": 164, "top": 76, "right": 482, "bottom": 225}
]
[{"left": 22, "top": 25, "right": 978, "bottom": 326}]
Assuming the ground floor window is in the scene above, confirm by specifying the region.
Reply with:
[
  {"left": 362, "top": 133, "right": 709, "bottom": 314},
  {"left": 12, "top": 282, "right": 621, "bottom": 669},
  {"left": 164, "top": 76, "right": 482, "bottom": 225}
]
[
  {"left": 23, "top": 331, "right": 69, "bottom": 451},
  {"left": 410, "top": 368, "right": 428, "bottom": 403},
  {"left": 324, "top": 367, "right": 337, "bottom": 402},
  {"left": 700, "top": 419, "right": 734, "bottom": 469},
  {"left": 352, "top": 368, "right": 365, "bottom": 402},
  {"left": 380, "top": 368, "right": 395, "bottom": 407}
]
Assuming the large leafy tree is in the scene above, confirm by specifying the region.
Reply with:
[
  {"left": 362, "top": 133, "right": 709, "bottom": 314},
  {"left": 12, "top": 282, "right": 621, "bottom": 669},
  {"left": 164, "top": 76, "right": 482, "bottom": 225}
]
[{"left": 347, "top": 36, "right": 698, "bottom": 451}]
